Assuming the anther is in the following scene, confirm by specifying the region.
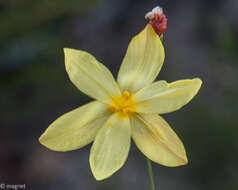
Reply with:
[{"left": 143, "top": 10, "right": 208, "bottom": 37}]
[
  {"left": 123, "top": 91, "right": 131, "bottom": 100},
  {"left": 107, "top": 122, "right": 113, "bottom": 127},
  {"left": 122, "top": 108, "right": 133, "bottom": 116},
  {"left": 109, "top": 104, "right": 117, "bottom": 112}
]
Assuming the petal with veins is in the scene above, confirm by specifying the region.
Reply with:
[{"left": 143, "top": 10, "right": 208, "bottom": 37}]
[
  {"left": 64, "top": 48, "right": 121, "bottom": 104},
  {"left": 39, "top": 101, "right": 110, "bottom": 151},
  {"left": 117, "top": 24, "right": 165, "bottom": 93},
  {"left": 131, "top": 114, "right": 187, "bottom": 166},
  {"left": 134, "top": 78, "right": 202, "bottom": 114},
  {"left": 90, "top": 114, "right": 131, "bottom": 180}
]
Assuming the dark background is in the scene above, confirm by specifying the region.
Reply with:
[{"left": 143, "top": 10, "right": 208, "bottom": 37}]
[{"left": 1, "top": 0, "right": 238, "bottom": 189}]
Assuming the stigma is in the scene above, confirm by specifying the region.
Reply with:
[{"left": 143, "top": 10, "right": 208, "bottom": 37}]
[{"left": 109, "top": 91, "right": 137, "bottom": 117}]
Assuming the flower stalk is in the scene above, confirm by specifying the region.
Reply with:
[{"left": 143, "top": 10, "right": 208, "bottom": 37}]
[{"left": 146, "top": 157, "right": 156, "bottom": 190}]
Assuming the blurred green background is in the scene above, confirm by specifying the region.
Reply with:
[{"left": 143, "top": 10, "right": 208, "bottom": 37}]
[{"left": 1, "top": 0, "right": 238, "bottom": 189}]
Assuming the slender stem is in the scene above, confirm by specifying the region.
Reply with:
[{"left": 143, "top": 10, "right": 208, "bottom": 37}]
[{"left": 146, "top": 157, "right": 156, "bottom": 190}]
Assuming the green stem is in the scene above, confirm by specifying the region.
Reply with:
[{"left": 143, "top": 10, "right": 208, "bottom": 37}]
[{"left": 146, "top": 157, "right": 156, "bottom": 190}]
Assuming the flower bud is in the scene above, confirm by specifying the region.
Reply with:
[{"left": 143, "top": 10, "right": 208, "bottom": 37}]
[{"left": 145, "top": 6, "right": 168, "bottom": 36}]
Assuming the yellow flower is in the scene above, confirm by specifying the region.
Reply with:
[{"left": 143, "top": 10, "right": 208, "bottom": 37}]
[{"left": 39, "top": 24, "right": 202, "bottom": 180}]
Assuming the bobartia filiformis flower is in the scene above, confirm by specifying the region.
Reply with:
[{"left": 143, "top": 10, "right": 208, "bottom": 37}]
[{"left": 39, "top": 23, "right": 202, "bottom": 180}]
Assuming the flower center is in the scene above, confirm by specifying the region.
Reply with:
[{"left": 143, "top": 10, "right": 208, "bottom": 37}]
[{"left": 109, "top": 91, "right": 137, "bottom": 117}]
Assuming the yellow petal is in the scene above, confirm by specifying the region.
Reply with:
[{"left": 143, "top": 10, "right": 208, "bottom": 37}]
[
  {"left": 90, "top": 114, "right": 131, "bottom": 180},
  {"left": 117, "top": 24, "right": 165, "bottom": 93},
  {"left": 39, "top": 101, "right": 110, "bottom": 151},
  {"left": 64, "top": 48, "right": 121, "bottom": 104},
  {"left": 134, "top": 78, "right": 202, "bottom": 114},
  {"left": 131, "top": 114, "right": 187, "bottom": 166}
]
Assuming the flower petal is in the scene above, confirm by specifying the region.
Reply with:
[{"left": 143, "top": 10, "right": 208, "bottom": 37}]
[
  {"left": 131, "top": 114, "right": 187, "bottom": 166},
  {"left": 39, "top": 101, "right": 110, "bottom": 151},
  {"left": 90, "top": 114, "right": 131, "bottom": 180},
  {"left": 117, "top": 24, "right": 165, "bottom": 93},
  {"left": 64, "top": 48, "right": 121, "bottom": 104},
  {"left": 134, "top": 78, "right": 202, "bottom": 114}
]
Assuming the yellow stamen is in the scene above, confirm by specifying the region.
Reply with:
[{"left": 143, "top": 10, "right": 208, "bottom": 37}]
[
  {"left": 122, "top": 108, "right": 133, "bottom": 116},
  {"left": 108, "top": 91, "right": 137, "bottom": 118},
  {"left": 109, "top": 104, "right": 117, "bottom": 112},
  {"left": 123, "top": 91, "right": 131, "bottom": 100}
]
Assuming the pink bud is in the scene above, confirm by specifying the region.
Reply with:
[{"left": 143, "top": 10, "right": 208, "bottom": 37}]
[{"left": 145, "top": 6, "right": 168, "bottom": 36}]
